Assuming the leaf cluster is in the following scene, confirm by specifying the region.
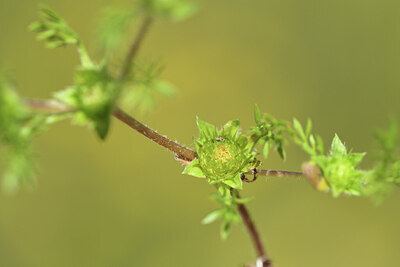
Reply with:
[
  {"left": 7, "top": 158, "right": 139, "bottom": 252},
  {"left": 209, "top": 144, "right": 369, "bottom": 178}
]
[
  {"left": 249, "top": 105, "right": 291, "bottom": 159},
  {"left": 54, "top": 64, "right": 120, "bottom": 139},
  {"left": 119, "top": 62, "right": 177, "bottom": 115},
  {"left": 292, "top": 117, "right": 400, "bottom": 200},
  {"left": 29, "top": 6, "right": 80, "bottom": 49},
  {"left": 0, "top": 2, "right": 195, "bottom": 190},
  {"left": 0, "top": 72, "right": 69, "bottom": 192},
  {"left": 363, "top": 119, "right": 400, "bottom": 202},
  {"left": 293, "top": 118, "right": 366, "bottom": 196},
  {"left": 202, "top": 186, "right": 252, "bottom": 239}
]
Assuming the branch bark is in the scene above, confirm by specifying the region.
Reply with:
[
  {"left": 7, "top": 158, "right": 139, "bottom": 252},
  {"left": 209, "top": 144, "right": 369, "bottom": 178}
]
[
  {"left": 113, "top": 107, "right": 197, "bottom": 161},
  {"left": 237, "top": 192, "right": 273, "bottom": 267},
  {"left": 248, "top": 169, "right": 303, "bottom": 178},
  {"left": 119, "top": 15, "right": 153, "bottom": 79}
]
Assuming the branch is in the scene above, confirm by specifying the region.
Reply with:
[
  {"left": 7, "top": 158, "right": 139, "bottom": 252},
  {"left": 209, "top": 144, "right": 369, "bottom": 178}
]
[
  {"left": 113, "top": 107, "right": 198, "bottom": 161},
  {"left": 23, "top": 99, "right": 198, "bottom": 161},
  {"left": 251, "top": 169, "right": 303, "bottom": 178},
  {"left": 119, "top": 15, "right": 153, "bottom": 79},
  {"left": 24, "top": 99, "right": 75, "bottom": 113},
  {"left": 237, "top": 192, "right": 273, "bottom": 267}
]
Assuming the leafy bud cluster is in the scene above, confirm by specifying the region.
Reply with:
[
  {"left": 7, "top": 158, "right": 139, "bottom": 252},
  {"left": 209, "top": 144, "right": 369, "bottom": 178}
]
[
  {"left": 183, "top": 118, "right": 256, "bottom": 190},
  {"left": 293, "top": 118, "right": 400, "bottom": 200}
]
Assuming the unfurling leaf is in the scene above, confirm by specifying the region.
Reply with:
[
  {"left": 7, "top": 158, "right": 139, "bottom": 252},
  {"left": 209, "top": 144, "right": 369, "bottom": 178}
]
[
  {"left": 202, "top": 210, "right": 224, "bottom": 225},
  {"left": 30, "top": 5, "right": 92, "bottom": 67}
]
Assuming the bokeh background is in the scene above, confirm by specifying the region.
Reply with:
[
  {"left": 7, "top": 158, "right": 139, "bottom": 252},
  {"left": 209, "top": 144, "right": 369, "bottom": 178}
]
[{"left": 1, "top": 0, "right": 400, "bottom": 266}]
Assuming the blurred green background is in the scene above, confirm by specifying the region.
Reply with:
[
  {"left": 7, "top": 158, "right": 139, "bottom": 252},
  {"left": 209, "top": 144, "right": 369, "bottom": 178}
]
[{"left": 1, "top": 0, "right": 400, "bottom": 266}]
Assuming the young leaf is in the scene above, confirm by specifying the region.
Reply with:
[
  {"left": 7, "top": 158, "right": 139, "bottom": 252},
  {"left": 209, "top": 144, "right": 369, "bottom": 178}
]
[
  {"left": 196, "top": 117, "right": 218, "bottom": 140},
  {"left": 305, "top": 119, "right": 312, "bottom": 138},
  {"left": 202, "top": 210, "right": 224, "bottom": 224},
  {"left": 254, "top": 104, "right": 261, "bottom": 126},
  {"left": 234, "top": 196, "right": 254, "bottom": 204},
  {"left": 183, "top": 159, "right": 206, "bottom": 178},
  {"left": 293, "top": 118, "right": 306, "bottom": 141},
  {"left": 222, "top": 174, "right": 243, "bottom": 190},
  {"left": 221, "top": 220, "right": 231, "bottom": 240},
  {"left": 330, "top": 134, "right": 347, "bottom": 156},
  {"left": 221, "top": 120, "right": 240, "bottom": 140},
  {"left": 262, "top": 141, "right": 270, "bottom": 158},
  {"left": 30, "top": 6, "right": 92, "bottom": 67}
]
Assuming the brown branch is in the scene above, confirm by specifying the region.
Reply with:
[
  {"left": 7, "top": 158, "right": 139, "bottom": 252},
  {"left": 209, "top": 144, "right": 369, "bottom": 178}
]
[
  {"left": 237, "top": 192, "right": 273, "bottom": 267},
  {"left": 250, "top": 169, "right": 303, "bottom": 178},
  {"left": 24, "top": 99, "right": 75, "bottom": 113},
  {"left": 23, "top": 99, "right": 198, "bottom": 161},
  {"left": 113, "top": 107, "right": 197, "bottom": 161},
  {"left": 119, "top": 15, "right": 153, "bottom": 79}
]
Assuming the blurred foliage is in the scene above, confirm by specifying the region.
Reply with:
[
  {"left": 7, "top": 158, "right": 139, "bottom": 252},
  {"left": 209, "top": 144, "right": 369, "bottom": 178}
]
[
  {"left": 292, "top": 116, "right": 400, "bottom": 200},
  {"left": 29, "top": 5, "right": 92, "bottom": 66},
  {"left": 0, "top": 71, "right": 70, "bottom": 192},
  {"left": 96, "top": 6, "right": 137, "bottom": 56},
  {"left": 249, "top": 104, "right": 292, "bottom": 160},
  {"left": 0, "top": 1, "right": 197, "bottom": 191},
  {"left": 364, "top": 119, "right": 400, "bottom": 203},
  {"left": 119, "top": 61, "right": 177, "bottom": 115},
  {"left": 139, "top": 0, "right": 197, "bottom": 21},
  {"left": 0, "top": 71, "right": 35, "bottom": 193},
  {"left": 0, "top": 1, "right": 400, "bottom": 266}
]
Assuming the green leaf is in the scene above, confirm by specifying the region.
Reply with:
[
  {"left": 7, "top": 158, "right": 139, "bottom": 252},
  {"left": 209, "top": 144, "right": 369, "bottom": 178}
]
[
  {"left": 221, "top": 120, "right": 240, "bottom": 140},
  {"left": 316, "top": 135, "right": 324, "bottom": 155},
  {"left": 183, "top": 159, "right": 206, "bottom": 178},
  {"left": 222, "top": 174, "right": 243, "bottom": 189},
  {"left": 262, "top": 141, "right": 270, "bottom": 158},
  {"left": 249, "top": 108, "right": 291, "bottom": 160},
  {"left": 53, "top": 87, "right": 78, "bottom": 107},
  {"left": 331, "top": 134, "right": 347, "bottom": 156},
  {"left": 220, "top": 220, "right": 231, "bottom": 240},
  {"left": 30, "top": 5, "right": 92, "bottom": 67},
  {"left": 215, "top": 183, "right": 231, "bottom": 198},
  {"left": 140, "top": 0, "right": 197, "bottom": 22},
  {"left": 348, "top": 152, "right": 366, "bottom": 166},
  {"left": 72, "top": 65, "right": 120, "bottom": 139},
  {"left": 293, "top": 118, "right": 305, "bottom": 141},
  {"left": 196, "top": 117, "right": 218, "bottom": 140},
  {"left": 96, "top": 6, "right": 136, "bottom": 55},
  {"left": 0, "top": 71, "right": 71, "bottom": 192},
  {"left": 254, "top": 104, "right": 261, "bottom": 126},
  {"left": 234, "top": 196, "right": 254, "bottom": 204},
  {"left": 168, "top": 1, "right": 197, "bottom": 21},
  {"left": 309, "top": 134, "right": 316, "bottom": 150},
  {"left": 305, "top": 118, "right": 312, "bottom": 137},
  {"left": 202, "top": 210, "right": 224, "bottom": 224},
  {"left": 94, "top": 117, "right": 110, "bottom": 140},
  {"left": 153, "top": 80, "right": 177, "bottom": 98},
  {"left": 120, "top": 61, "right": 178, "bottom": 115}
]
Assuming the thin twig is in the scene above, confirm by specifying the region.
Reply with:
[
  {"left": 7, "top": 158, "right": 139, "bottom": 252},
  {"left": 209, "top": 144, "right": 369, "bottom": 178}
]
[
  {"left": 113, "top": 107, "right": 198, "bottom": 161},
  {"left": 237, "top": 192, "right": 273, "bottom": 267},
  {"left": 24, "top": 99, "right": 74, "bottom": 113},
  {"left": 23, "top": 99, "right": 198, "bottom": 161},
  {"left": 119, "top": 15, "right": 153, "bottom": 79},
  {"left": 249, "top": 169, "right": 303, "bottom": 178}
]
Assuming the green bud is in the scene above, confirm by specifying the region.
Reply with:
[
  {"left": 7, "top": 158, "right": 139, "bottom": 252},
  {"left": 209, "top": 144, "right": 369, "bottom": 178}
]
[{"left": 184, "top": 117, "right": 257, "bottom": 189}]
